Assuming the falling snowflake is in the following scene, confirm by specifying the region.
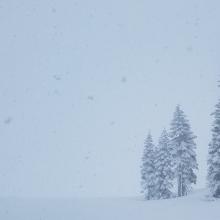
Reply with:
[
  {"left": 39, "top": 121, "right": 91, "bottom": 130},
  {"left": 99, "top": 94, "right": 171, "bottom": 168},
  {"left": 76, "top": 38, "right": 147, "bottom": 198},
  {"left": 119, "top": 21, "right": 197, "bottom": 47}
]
[
  {"left": 121, "top": 77, "right": 127, "bottom": 83},
  {"left": 4, "top": 117, "right": 13, "bottom": 125}
]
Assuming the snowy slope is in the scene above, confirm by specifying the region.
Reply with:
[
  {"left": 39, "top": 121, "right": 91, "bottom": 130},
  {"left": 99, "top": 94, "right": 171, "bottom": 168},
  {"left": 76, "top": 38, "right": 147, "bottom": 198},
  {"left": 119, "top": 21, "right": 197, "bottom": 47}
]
[{"left": 0, "top": 190, "right": 219, "bottom": 220}]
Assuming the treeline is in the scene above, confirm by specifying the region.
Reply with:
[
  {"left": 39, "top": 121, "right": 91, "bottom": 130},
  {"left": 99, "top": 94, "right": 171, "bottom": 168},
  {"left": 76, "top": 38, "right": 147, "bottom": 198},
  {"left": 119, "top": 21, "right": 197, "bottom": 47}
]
[
  {"left": 141, "top": 105, "right": 198, "bottom": 200},
  {"left": 141, "top": 85, "right": 220, "bottom": 200}
]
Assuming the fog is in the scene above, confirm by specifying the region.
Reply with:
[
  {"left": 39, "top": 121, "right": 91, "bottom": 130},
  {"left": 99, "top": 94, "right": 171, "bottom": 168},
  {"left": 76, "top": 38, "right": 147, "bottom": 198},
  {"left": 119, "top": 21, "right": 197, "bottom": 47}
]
[{"left": 0, "top": 0, "right": 219, "bottom": 197}]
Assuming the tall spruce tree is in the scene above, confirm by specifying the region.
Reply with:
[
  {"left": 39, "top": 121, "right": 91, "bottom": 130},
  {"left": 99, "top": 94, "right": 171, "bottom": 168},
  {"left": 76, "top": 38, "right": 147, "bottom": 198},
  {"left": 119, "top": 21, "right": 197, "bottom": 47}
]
[
  {"left": 169, "top": 105, "right": 198, "bottom": 197},
  {"left": 154, "top": 129, "right": 174, "bottom": 199},
  {"left": 207, "top": 99, "right": 220, "bottom": 198},
  {"left": 141, "top": 133, "right": 156, "bottom": 200}
]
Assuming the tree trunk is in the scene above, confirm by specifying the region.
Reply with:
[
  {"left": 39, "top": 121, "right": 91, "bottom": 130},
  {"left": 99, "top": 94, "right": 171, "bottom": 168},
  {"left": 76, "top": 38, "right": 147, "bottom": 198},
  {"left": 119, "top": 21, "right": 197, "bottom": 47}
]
[
  {"left": 178, "top": 164, "right": 183, "bottom": 197},
  {"left": 178, "top": 174, "right": 182, "bottom": 197}
]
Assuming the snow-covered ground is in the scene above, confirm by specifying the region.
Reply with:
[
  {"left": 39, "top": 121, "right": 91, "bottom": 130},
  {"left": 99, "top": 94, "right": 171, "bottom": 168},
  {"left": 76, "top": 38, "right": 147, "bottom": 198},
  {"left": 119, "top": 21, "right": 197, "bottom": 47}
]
[{"left": 0, "top": 190, "right": 219, "bottom": 220}]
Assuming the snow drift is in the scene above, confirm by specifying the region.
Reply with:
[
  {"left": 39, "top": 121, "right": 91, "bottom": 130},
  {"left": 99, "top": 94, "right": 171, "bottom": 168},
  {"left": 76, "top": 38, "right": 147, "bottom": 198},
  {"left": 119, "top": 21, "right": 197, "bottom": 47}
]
[{"left": 0, "top": 190, "right": 219, "bottom": 220}]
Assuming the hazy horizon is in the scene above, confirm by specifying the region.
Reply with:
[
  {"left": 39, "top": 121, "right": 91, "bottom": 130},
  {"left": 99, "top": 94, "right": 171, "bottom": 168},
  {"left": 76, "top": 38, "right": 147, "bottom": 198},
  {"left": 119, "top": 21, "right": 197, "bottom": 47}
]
[{"left": 0, "top": 0, "right": 220, "bottom": 197}]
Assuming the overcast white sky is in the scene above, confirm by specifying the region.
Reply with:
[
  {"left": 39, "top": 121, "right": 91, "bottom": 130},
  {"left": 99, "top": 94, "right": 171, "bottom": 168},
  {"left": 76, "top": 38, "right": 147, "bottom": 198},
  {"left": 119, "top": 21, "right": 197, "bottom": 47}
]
[{"left": 0, "top": 0, "right": 220, "bottom": 197}]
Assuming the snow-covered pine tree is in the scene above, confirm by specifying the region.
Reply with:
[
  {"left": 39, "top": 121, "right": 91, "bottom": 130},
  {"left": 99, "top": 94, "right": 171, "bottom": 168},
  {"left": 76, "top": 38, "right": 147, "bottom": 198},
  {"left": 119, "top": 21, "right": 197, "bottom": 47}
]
[
  {"left": 169, "top": 105, "right": 198, "bottom": 197},
  {"left": 141, "top": 133, "right": 156, "bottom": 200},
  {"left": 207, "top": 99, "right": 220, "bottom": 198},
  {"left": 154, "top": 129, "right": 174, "bottom": 199}
]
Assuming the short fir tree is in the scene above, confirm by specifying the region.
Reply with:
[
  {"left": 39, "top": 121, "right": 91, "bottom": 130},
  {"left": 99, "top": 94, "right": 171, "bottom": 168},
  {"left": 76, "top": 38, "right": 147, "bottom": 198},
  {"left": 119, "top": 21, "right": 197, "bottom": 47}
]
[
  {"left": 154, "top": 129, "right": 174, "bottom": 199},
  {"left": 141, "top": 133, "right": 156, "bottom": 200}
]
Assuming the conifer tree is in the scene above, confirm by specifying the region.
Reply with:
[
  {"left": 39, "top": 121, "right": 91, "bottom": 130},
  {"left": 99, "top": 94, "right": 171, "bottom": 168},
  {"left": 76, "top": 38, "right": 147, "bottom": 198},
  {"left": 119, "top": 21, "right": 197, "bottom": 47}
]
[
  {"left": 141, "top": 133, "right": 156, "bottom": 200},
  {"left": 154, "top": 129, "right": 174, "bottom": 199},
  {"left": 169, "top": 105, "right": 198, "bottom": 197},
  {"left": 207, "top": 99, "right": 220, "bottom": 198}
]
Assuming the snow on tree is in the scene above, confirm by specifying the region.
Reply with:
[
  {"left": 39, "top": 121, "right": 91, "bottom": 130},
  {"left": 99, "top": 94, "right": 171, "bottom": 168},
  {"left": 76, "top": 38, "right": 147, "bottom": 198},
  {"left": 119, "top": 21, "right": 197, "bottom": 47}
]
[
  {"left": 169, "top": 105, "right": 198, "bottom": 197},
  {"left": 154, "top": 129, "right": 174, "bottom": 199},
  {"left": 141, "top": 133, "right": 156, "bottom": 200},
  {"left": 207, "top": 99, "right": 220, "bottom": 198}
]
